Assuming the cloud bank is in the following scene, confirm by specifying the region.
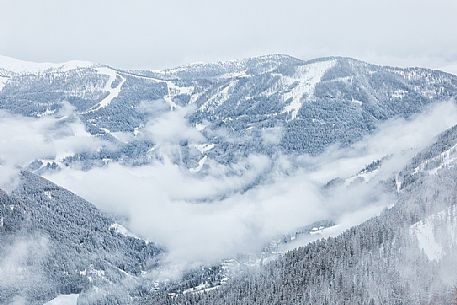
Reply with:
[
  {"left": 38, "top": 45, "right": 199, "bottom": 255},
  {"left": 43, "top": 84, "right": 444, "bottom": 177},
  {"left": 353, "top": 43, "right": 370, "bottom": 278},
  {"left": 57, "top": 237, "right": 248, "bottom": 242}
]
[
  {"left": 42, "top": 101, "right": 457, "bottom": 276},
  {"left": 0, "top": 104, "right": 104, "bottom": 190}
]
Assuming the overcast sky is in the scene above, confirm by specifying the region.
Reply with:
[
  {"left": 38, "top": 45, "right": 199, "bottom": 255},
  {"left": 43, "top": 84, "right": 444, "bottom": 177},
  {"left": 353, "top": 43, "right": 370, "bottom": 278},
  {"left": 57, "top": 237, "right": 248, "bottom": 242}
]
[{"left": 1, "top": 0, "right": 456, "bottom": 73}]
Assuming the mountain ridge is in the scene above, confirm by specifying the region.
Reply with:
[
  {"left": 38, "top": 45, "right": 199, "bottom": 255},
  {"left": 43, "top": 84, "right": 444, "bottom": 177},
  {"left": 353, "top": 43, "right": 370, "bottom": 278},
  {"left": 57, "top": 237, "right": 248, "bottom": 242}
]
[{"left": 2, "top": 53, "right": 456, "bottom": 77}]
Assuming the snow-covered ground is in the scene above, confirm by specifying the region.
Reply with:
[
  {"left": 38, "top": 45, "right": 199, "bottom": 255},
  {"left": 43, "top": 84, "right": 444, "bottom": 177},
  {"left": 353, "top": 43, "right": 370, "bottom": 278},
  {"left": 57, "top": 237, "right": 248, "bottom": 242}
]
[
  {"left": 164, "top": 81, "right": 194, "bottom": 110},
  {"left": 199, "top": 80, "right": 238, "bottom": 113},
  {"left": 109, "top": 223, "right": 142, "bottom": 240},
  {"left": 411, "top": 219, "right": 444, "bottom": 261},
  {"left": 410, "top": 205, "right": 457, "bottom": 261},
  {"left": 344, "top": 168, "right": 379, "bottom": 186},
  {"left": 0, "top": 75, "right": 9, "bottom": 91},
  {"left": 194, "top": 143, "right": 215, "bottom": 154},
  {"left": 44, "top": 294, "right": 79, "bottom": 305},
  {"left": 190, "top": 156, "right": 208, "bottom": 173},
  {"left": 418, "top": 143, "right": 457, "bottom": 175}
]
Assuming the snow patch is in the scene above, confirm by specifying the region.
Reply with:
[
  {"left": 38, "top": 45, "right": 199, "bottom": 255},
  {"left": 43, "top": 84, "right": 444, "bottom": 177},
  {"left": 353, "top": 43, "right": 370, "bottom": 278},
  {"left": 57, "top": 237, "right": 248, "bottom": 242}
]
[
  {"left": 195, "top": 123, "right": 207, "bottom": 131},
  {"left": 391, "top": 89, "right": 407, "bottom": 99},
  {"left": 163, "top": 81, "right": 194, "bottom": 110},
  {"left": 36, "top": 108, "right": 57, "bottom": 117},
  {"left": 410, "top": 205, "right": 457, "bottom": 261},
  {"left": 86, "top": 67, "right": 125, "bottom": 112},
  {"left": 411, "top": 220, "right": 444, "bottom": 261},
  {"left": 344, "top": 168, "right": 379, "bottom": 186},
  {"left": 395, "top": 174, "right": 402, "bottom": 192},
  {"left": 183, "top": 282, "right": 214, "bottom": 295},
  {"left": 0, "top": 75, "right": 9, "bottom": 91},
  {"left": 194, "top": 143, "right": 215, "bottom": 154},
  {"left": 413, "top": 142, "right": 457, "bottom": 175},
  {"left": 351, "top": 98, "right": 363, "bottom": 106},
  {"left": 44, "top": 191, "right": 52, "bottom": 199},
  {"left": 58, "top": 61, "right": 94, "bottom": 72},
  {"left": 217, "top": 70, "right": 248, "bottom": 79},
  {"left": 109, "top": 223, "right": 141, "bottom": 240},
  {"left": 44, "top": 294, "right": 79, "bottom": 305},
  {"left": 281, "top": 60, "right": 336, "bottom": 119},
  {"left": 199, "top": 81, "right": 237, "bottom": 112},
  {"left": 100, "top": 127, "right": 111, "bottom": 134},
  {"left": 190, "top": 156, "right": 208, "bottom": 173}
]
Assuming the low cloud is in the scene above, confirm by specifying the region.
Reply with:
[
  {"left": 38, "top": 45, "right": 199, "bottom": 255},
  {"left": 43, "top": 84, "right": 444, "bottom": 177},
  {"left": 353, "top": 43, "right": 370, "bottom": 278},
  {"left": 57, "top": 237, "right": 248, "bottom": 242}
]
[
  {"left": 0, "top": 235, "right": 49, "bottom": 293},
  {"left": 0, "top": 97, "right": 455, "bottom": 278},
  {"left": 0, "top": 104, "right": 104, "bottom": 190},
  {"left": 44, "top": 101, "right": 457, "bottom": 276},
  {"left": 307, "top": 100, "right": 457, "bottom": 183},
  {"left": 143, "top": 105, "right": 203, "bottom": 145}
]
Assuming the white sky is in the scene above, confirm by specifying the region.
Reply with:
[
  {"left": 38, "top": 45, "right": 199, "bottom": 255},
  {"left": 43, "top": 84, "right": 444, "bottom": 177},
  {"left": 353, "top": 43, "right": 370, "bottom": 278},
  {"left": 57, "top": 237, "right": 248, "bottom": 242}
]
[{"left": 1, "top": 0, "right": 456, "bottom": 73}]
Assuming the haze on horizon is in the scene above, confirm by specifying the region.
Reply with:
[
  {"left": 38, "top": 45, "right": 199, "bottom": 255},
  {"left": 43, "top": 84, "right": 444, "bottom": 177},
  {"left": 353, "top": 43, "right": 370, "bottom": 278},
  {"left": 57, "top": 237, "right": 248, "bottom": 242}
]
[{"left": 1, "top": 0, "right": 457, "bottom": 73}]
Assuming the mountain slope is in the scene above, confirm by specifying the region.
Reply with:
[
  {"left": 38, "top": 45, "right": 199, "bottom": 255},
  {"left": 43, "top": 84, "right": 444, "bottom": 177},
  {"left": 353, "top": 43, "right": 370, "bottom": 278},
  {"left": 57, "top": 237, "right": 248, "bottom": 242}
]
[{"left": 0, "top": 171, "right": 162, "bottom": 305}]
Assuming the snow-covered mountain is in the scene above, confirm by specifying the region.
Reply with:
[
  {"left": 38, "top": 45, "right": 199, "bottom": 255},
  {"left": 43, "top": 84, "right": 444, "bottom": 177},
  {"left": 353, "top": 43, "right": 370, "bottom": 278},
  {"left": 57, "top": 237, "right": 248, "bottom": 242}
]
[
  {"left": 1, "top": 54, "right": 457, "bottom": 172},
  {"left": 1, "top": 54, "right": 457, "bottom": 305}
]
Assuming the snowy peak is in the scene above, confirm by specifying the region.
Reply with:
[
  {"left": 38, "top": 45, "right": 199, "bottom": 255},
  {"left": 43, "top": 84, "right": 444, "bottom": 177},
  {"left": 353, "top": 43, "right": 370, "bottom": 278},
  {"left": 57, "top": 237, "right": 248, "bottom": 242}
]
[
  {"left": 0, "top": 54, "right": 94, "bottom": 74},
  {"left": 155, "top": 54, "right": 303, "bottom": 79}
]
